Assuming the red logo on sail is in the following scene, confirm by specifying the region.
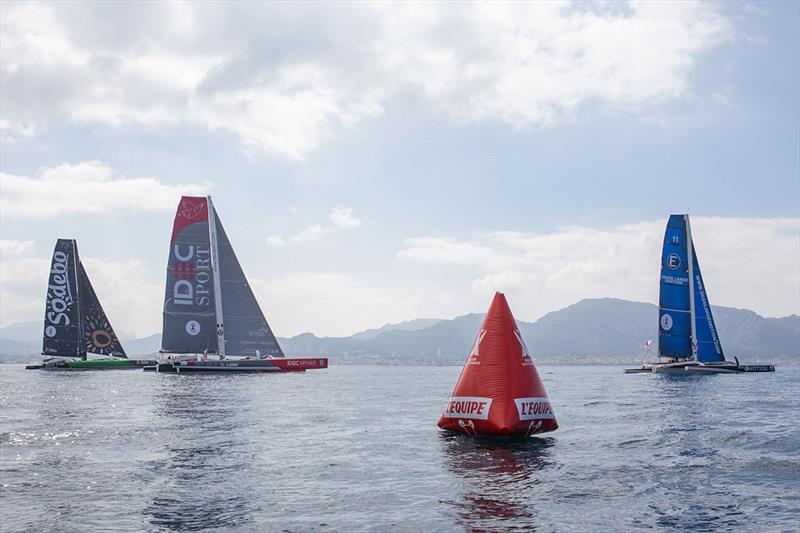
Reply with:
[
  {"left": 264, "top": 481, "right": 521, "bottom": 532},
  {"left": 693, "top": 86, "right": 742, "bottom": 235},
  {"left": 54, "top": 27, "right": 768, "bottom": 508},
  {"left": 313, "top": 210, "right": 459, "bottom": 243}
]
[{"left": 170, "top": 196, "right": 208, "bottom": 244}]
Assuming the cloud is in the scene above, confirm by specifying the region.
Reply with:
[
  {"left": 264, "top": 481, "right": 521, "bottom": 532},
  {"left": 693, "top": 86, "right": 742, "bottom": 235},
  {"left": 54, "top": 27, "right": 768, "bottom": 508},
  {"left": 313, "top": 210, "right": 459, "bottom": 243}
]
[
  {"left": 399, "top": 217, "right": 800, "bottom": 320},
  {"left": 0, "top": 241, "right": 162, "bottom": 336},
  {"left": 1, "top": 2, "right": 730, "bottom": 158},
  {"left": 266, "top": 205, "right": 362, "bottom": 245},
  {"left": 249, "top": 272, "right": 451, "bottom": 337},
  {"left": 0, "top": 239, "right": 36, "bottom": 258},
  {"left": 329, "top": 205, "right": 362, "bottom": 230},
  {"left": 0, "top": 161, "right": 207, "bottom": 218}
]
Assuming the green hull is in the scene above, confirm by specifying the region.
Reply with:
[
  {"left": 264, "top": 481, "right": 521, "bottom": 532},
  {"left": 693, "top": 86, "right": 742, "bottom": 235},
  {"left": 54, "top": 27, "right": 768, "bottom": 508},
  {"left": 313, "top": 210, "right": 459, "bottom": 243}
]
[
  {"left": 66, "top": 359, "right": 139, "bottom": 369},
  {"left": 25, "top": 358, "right": 158, "bottom": 370}
]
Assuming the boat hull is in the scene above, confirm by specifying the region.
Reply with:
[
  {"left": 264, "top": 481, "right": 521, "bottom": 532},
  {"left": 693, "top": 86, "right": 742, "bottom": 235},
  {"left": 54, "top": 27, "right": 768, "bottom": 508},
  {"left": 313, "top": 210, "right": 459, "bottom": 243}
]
[
  {"left": 26, "top": 359, "right": 158, "bottom": 370},
  {"left": 151, "top": 357, "right": 328, "bottom": 373},
  {"left": 625, "top": 361, "right": 775, "bottom": 374}
]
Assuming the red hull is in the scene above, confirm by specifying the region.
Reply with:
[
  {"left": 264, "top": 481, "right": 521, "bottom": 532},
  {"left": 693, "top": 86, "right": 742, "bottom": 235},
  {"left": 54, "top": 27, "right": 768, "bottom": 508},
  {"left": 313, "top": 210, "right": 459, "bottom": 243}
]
[{"left": 159, "top": 357, "right": 329, "bottom": 373}]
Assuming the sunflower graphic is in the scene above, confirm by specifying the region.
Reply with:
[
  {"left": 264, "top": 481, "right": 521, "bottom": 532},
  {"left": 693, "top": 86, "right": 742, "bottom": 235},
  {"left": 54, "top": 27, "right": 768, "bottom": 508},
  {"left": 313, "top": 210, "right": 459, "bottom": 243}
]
[{"left": 83, "top": 311, "right": 120, "bottom": 355}]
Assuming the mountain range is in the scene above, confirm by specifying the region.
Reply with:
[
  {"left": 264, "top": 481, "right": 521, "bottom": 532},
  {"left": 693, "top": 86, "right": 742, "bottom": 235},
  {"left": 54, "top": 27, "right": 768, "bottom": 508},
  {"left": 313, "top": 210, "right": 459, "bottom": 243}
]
[{"left": 2, "top": 298, "right": 797, "bottom": 365}]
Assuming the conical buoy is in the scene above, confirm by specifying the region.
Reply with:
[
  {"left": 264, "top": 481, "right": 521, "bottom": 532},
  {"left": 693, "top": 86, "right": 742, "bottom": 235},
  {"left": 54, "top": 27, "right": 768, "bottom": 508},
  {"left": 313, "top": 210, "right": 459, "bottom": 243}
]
[{"left": 438, "top": 292, "right": 558, "bottom": 437}]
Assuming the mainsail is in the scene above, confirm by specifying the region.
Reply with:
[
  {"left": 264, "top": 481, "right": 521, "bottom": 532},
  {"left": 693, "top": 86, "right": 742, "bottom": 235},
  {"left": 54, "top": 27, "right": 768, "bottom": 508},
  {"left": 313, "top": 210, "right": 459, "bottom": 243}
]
[
  {"left": 658, "top": 215, "right": 692, "bottom": 359},
  {"left": 42, "top": 239, "right": 126, "bottom": 359},
  {"left": 161, "top": 196, "right": 218, "bottom": 354},
  {"left": 43, "top": 239, "right": 83, "bottom": 357},
  {"left": 161, "top": 196, "right": 284, "bottom": 358}
]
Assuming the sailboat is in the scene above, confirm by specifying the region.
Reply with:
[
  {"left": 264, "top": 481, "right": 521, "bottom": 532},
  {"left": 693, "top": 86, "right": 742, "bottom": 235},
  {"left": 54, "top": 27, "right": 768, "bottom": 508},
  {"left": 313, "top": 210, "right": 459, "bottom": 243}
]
[
  {"left": 151, "top": 196, "right": 328, "bottom": 373},
  {"left": 625, "top": 215, "right": 775, "bottom": 374},
  {"left": 25, "top": 239, "right": 157, "bottom": 370}
]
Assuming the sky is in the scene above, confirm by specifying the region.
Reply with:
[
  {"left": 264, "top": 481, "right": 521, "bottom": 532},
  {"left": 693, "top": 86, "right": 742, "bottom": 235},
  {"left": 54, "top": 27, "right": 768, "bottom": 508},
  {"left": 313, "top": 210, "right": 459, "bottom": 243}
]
[{"left": 1, "top": 1, "right": 798, "bottom": 338}]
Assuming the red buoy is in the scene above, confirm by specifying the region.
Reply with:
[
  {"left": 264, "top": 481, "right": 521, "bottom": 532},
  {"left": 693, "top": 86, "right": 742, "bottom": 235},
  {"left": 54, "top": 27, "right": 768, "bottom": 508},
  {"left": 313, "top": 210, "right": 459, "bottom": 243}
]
[{"left": 438, "top": 292, "right": 558, "bottom": 437}]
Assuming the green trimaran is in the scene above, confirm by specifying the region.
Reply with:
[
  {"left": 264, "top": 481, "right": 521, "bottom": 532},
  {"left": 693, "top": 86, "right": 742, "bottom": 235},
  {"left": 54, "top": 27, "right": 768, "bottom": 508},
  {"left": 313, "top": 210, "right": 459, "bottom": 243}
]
[{"left": 26, "top": 239, "right": 156, "bottom": 370}]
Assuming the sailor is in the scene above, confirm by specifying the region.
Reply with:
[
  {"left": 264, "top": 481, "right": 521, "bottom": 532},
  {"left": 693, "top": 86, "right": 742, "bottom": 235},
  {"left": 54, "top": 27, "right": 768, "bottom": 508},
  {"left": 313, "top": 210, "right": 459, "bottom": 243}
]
[{"left": 256, "top": 350, "right": 261, "bottom": 360}]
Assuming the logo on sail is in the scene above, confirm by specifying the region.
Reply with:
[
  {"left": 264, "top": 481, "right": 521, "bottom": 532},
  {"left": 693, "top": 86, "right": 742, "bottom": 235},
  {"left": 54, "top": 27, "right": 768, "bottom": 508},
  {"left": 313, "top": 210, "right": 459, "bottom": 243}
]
[
  {"left": 46, "top": 250, "right": 74, "bottom": 327},
  {"left": 178, "top": 199, "right": 205, "bottom": 221},
  {"left": 186, "top": 320, "right": 201, "bottom": 335},
  {"left": 660, "top": 313, "right": 673, "bottom": 331},
  {"left": 171, "top": 244, "right": 212, "bottom": 308},
  {"left": 667, "top": 253, "right": 681, "bottom": 270}
]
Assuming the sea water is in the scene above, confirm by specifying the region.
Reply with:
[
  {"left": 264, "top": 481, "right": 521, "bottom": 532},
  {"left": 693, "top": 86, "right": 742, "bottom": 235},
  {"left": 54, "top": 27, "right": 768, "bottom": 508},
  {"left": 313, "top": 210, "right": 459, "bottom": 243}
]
[{"left": 1, "top": 364, "right": 798, "bottom": 532}]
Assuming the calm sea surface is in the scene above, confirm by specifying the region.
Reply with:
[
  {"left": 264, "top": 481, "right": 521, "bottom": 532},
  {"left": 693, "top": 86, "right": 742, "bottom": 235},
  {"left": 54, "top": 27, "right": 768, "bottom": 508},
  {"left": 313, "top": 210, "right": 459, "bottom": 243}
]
[{"left": 1, "top": 364, "right": 798, "bottom": 532}]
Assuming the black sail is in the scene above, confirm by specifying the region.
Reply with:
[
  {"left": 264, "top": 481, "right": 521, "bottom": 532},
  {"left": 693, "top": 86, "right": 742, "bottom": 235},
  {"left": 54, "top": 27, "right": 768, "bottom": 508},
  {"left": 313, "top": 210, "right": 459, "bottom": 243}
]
[
  {"left": 42, "top": 239, "right": 83, "bottom": 357},
  {"left": 213, "top": 206, "right": 284, "bottom": 358},
  {"left": 77, "top": 262, "right": 126, "bottom": 358},
  {"left": 161, "top": 196, "right": 218, "bottom": 354}
]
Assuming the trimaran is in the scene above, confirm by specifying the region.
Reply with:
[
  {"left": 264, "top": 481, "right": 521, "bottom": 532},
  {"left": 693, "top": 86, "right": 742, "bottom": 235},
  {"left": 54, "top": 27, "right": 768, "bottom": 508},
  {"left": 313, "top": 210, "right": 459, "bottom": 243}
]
[
  {"left": 149, "top": 195, "right": 328, "bottom": 373},
  {"left": 625, "top": 214, "right": 775, "bottom": 374},
  {"left": 26, "top": 239, "right": 157, "bottom": 370}
]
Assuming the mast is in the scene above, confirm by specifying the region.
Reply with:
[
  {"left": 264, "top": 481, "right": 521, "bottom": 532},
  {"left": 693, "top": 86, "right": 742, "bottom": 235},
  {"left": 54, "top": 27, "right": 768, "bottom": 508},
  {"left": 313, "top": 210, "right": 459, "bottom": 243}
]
[
  {"left": 685, "top": 214, "right": 697, "bottom": 361},
  {"left": 207, "top": 196, "right": 226, "bottom": 357},
  {"left": 72, "top": 240, "right": 87, "bottom": 360}
]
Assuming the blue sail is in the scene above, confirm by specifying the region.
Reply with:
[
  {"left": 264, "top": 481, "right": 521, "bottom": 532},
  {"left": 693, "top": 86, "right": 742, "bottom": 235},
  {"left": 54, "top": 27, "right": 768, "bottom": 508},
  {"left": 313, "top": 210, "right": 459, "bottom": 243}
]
[
  {"left": 658, "top": 215, "right": 692, "bottom": 359},
  {"left": 691, "top": 244, "right": 725, "bottom": 362}
]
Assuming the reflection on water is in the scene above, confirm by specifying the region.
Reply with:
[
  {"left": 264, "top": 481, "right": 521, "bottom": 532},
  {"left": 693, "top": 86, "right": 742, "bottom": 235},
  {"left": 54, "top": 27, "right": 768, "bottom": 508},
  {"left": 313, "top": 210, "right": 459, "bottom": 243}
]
[
  {"left": 439, "top": 433, "right": 555, "bottom": 532},
  {"left": 145, "top": 376, "right": 262, "bottom": 531},
  {"left": 643, "top": 373, "right": 747, "bottom": 531}
]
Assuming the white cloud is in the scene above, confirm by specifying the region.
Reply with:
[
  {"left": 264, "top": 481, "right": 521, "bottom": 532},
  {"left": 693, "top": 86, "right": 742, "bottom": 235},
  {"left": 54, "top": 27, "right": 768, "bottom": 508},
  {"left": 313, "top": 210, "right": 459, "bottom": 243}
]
[
  {"left": 329, "top": 205, "right": 362, "bottom": 230},
  {"left": 0, "top": 161, "right": 208, "bottom": 218},
  {"left": 1, "top": 2, "right": 730, "bottom": 158},
  {"left": 79, "top": 257, "right": 162, "bottom": 337},
  {"left": 399, "top": 217, "right": 800, "bottom": 320},
  {"left": 0, "top": 239, "right": 36, "bottom": 258},
  {"left": 266, "top": 205, "right": 362, "bottom": 246},
  {"left": 250, "top": 272, "right": 451, "bottom": 337},
  {"left": 0, "top": 243, "right": 162, "bottom": 336}
]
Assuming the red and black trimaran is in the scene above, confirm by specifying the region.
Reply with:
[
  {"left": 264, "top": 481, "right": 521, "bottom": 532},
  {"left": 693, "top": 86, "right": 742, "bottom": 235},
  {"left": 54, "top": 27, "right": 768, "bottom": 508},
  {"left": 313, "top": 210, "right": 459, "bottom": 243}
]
[{"left": 148, "top": 196, "right": 327, "bottom": 374}]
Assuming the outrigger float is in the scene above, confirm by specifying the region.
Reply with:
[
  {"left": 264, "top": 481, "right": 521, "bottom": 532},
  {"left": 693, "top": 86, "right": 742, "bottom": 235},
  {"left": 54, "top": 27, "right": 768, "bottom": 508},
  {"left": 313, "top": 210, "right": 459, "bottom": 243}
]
[
  {"left": 148, "top": 195, "right": 328, "bottom": 374},
  {"left": 26, "top": 239, "right": 157, "bottom": 370},
  {"left": 625, "top": 215, "right": 775, "bottom": 375}
]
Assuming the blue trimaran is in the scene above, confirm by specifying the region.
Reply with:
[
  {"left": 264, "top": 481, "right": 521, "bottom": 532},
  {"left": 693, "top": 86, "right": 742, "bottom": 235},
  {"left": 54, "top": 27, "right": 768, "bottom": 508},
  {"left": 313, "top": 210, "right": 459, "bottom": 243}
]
[{"left": 625, "top": 214, "right": 775, "bottom": 374}]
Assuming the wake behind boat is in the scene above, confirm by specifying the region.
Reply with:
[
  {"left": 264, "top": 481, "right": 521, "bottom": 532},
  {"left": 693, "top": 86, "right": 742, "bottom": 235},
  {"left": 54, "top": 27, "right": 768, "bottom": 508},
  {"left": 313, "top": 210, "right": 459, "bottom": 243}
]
[
  {"left": 25, "top": 239, "right": 157, "bottom": 370},
  {"left": 625, "top": 215, "right": 775, "bottom": 375},
  {"left": 151, "top": 195, "right": 328, "bottom": 374}
]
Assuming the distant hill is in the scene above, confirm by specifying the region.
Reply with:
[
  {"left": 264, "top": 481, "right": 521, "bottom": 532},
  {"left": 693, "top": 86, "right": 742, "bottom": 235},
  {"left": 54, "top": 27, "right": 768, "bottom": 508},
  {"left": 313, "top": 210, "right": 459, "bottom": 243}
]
[
  {"left": 3, "top": 298, "right": 798, "bottom": 365},
  {"left": 351, "top": 318, "right": 443, "bottom": 340},
  {"left": 280, "top": 298, "right": 799, "bottom": 365}
]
